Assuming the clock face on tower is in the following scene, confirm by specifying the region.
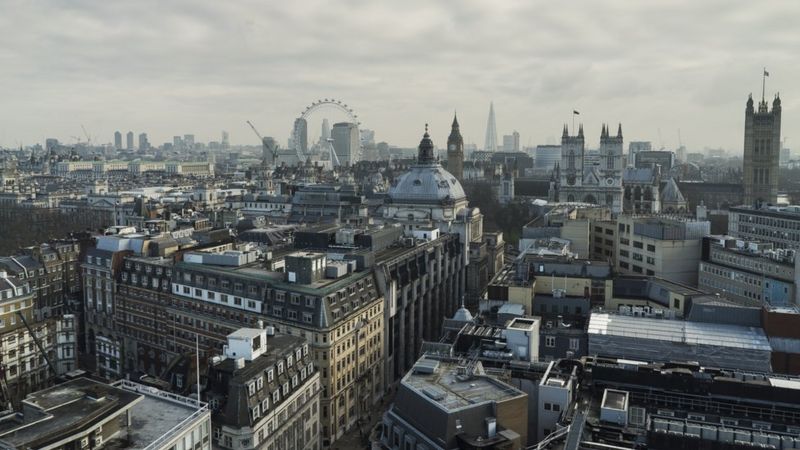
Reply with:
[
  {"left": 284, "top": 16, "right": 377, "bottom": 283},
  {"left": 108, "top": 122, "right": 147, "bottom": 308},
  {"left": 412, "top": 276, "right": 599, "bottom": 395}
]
[{"left": 448, "top": 144, "right": 456, "bottom": 151}]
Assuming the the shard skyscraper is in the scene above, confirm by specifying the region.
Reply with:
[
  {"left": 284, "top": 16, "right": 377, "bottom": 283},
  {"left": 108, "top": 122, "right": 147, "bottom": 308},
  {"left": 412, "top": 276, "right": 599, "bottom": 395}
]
[{"left": 484, "top": 101, "right": 498, "bottom": 152}]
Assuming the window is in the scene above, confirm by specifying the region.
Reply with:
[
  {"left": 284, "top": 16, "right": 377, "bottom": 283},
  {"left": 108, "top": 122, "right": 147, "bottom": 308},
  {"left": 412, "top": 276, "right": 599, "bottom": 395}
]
[
  {"left": 569, "top": 338, "right": 580, "bottom": 351},
  {"left": 647, "top": 244, "right": 655, "bottom": 252},
  {"left": 545, "top": 336, "right": 556, "bottom": 348},
  {"left": 267, "top": 369, "right": 274, "bottom": 382}
]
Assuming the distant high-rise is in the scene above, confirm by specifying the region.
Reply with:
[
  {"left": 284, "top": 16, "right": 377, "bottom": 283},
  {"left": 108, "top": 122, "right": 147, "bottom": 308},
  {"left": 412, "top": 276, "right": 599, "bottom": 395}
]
[
  {"left": 360, "top": 129, "right": 375, "bottom": 147},
  {"left": 502, "top": 131, "right": 520, "bottom": 152},
  {"left": 45, "top": 138, "right": 59, "bottom": 153},
  {"left": 743, "top": 92, "right": 782, "bottom": 206},
  {"left": 114, "top": 131, "right": 122, "bottom": 150},
  {"left": 484, "top": 101, "right": 498, "bottom": 152},
  {"left": 221, "top": 131, "right": 230, "bottom": 150},
  {"left": 293, "top": 118, "right": 308, "bottom": 154},
  {"left": 126, "top": 131, "right": 134, "bottom": 150},
  {"left": 184, "top": 134, "right": 195, "bottom": 150},
  {"left": 331, "top": 122, "right": 359, "bottom": 165},
  {"left": 447, "top": 113, "right": 464, "bottom": 180},
  {"left": 138, "top": 133, "right": 149, "bottom": 150},
  {"left": 321, "top": 119, "right": 331, "bottom": 141},
  {"left": 628, "top": 141, "right": 652, "bottom": 167}
]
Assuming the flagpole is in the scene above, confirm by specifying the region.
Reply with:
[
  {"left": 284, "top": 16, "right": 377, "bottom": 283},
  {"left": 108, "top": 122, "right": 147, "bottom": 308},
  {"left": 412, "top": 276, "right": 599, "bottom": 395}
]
[{"left": 762, "top": 67, "right": 766, "bottom": 103}]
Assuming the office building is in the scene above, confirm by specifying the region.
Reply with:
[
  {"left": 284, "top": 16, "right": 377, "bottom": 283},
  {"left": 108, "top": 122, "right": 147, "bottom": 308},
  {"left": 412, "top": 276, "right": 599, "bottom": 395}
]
[
  {"left": 221, "top": 130, "right": 230, "bottom": 150},
  {"left": 588, "top": 312, "right": 772, "bottom": 372},
  {"left": 138, "top": 132, "right": 149, "bottom": 150},
  {"left": 543, "top": 357, "right": 800, "bottom": 449},
  {"left": 699, "top": 235, "right": 799, "bottom": 307},
  {"left": 0, "top": 377, "right": 211, "bottom": 450},
  {"left": 627, "top": 141, "right": 651, "bottom": 167},
  {"left": 729, "top": 205, "right": 800, "bottom": 249},
  {"left": 635, "top": 150, "right": 674, "bottom": 171},
  {"left": 743, "top": 92, "right": 782, "bottom": 206},
  {"left": 293, "top": 117, "right": 308, "bottom": 154},
  {"left": 114, "top": 131, "right": 122, "bottom": 150},
  {"left": 184, "top": 134, "right": 196, "bottom": 149},
  {"left": 0, "top": 274, "right": 78, "bottom": 405},
  {"left": 126, "top": 131, "right": 134, "bottom": 150},
  {"left": 205, "top": 328, "right": 321, "bottom": 450},
  {"left": 331, "top": 122, "right": 359, "bottom": 165},
  {"left": 534, "top": 145, "right": 561, "bottom": 171},
  {"left": 615, "top": 215, "right": 710, "bottom": 285},
  {"left": 169, "top": 246, "right": 383, "bottom": 446},
  {"left": 380, "top": 355, "right": 528, "bottom": 449},
  {"left": 503, "top": 131, "right": 520, "bottom": 152}
]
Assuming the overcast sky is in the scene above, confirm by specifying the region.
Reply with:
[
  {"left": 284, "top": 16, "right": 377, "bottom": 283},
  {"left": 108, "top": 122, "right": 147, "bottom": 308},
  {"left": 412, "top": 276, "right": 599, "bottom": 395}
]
[{"left": 1, "top": 0, "right": 798, "bottom": 152}]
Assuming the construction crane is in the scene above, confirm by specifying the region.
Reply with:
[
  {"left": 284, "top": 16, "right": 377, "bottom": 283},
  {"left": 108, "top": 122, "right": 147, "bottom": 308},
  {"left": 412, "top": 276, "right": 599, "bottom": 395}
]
[
  {"left": 246, "top": 120, "right": 277, "bottom": 165},
  {"left": 80, "top": 124, "right": 92, "bottom": 146}
]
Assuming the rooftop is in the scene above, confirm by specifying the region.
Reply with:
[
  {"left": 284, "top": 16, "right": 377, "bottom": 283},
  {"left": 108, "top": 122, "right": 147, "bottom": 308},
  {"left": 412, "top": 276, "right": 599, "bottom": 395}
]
[
  {"left": 588, "top": 313, "right": 771, "bottom": 351},
  {"left": 0, "top": 378, "right": 205, "bottom": 450},
  {"left": 402, "top": 358, "right": 524, "bottom": 411}
]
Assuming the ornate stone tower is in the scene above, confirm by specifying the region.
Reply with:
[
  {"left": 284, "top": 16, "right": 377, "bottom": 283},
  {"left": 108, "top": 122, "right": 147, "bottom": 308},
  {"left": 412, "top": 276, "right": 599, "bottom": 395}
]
[
  {"left": 559, "top": 124, "right": 585, "bottom": 202},
  {"left": 447, "top": 113, "right": 464, "bottom": 180},
  {"left": 598, "top": 123, "right": 625, "bottom": 212},
  {"left": 743, "top": 93, "right": 781, "bottom": 206}
]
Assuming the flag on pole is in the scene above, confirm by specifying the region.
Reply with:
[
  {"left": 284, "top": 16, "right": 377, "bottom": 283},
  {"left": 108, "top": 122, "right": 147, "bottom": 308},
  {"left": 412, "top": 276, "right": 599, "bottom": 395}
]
[
  {"left": 573, "top": 110, "right": 580, "bottom": 115},
  {"left": 764, "top": 69, "right": 769, "bottom": 77}
]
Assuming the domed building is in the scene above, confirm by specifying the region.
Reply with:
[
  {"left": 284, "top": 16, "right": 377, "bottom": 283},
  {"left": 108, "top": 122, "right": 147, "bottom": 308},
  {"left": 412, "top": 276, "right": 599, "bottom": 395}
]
[{"left": 383, "top": 124, "right": 483, "bottom": 265}]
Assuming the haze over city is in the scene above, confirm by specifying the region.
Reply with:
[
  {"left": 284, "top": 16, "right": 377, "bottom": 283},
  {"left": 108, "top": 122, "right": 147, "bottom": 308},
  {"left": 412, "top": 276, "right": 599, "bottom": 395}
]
[{"left": 1, "top": 0, "right": 798, "bottom": 150}]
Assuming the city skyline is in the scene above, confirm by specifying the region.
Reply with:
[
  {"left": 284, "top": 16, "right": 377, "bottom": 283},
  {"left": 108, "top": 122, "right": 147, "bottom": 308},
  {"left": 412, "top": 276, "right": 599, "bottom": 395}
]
[{"left": 0, "top": 0, "right": 797, "bottom": 151}]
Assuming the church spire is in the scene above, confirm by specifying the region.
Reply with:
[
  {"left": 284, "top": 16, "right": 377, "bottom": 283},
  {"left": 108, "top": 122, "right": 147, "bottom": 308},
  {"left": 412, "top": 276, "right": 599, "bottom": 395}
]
[{"left": 617, "top": 123, "right": 623, "bottom": 139}]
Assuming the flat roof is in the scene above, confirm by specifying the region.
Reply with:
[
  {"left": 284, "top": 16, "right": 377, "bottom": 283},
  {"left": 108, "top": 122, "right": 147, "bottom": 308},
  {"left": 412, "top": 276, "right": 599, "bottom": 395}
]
[
  {"left": 587, "top": 313, "right": 771, "bottom": 351},
  {"left": 228, "top": 328, "right": 263, "bottom": 339},
  {"left": 0, "top": 378, "right": 205, "bottom": 450},
  {"left": 402, "top": 359, "right": 524, "bottom": 411}
]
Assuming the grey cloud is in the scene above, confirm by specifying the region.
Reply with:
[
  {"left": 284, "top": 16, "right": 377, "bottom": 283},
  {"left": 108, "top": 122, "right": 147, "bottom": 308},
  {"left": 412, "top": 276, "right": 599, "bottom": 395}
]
[{"left": 0, "top": 0, "right": 797, "bottom": 152}]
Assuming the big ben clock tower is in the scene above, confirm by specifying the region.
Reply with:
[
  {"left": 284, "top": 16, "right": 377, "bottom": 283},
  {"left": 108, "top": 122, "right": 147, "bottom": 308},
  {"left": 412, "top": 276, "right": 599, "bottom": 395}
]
[{"left": 447, "top": 113, "right": 464, "bottom": 180}]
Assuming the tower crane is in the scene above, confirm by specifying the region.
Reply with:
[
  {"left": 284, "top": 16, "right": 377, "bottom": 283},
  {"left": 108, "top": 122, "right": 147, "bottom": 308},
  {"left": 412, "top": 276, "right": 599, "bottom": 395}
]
[
  {"left": 246, "top": 120, "right": 277, "bottom": 165},
  {"left": 80, "top": 124, "right": 92, "bottom": 146}
]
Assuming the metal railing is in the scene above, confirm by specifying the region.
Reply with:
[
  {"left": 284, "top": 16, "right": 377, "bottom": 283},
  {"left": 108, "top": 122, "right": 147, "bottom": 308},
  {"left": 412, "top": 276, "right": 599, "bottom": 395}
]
[{"left": 113, "top": 380, "right": 209, "bottom": 450}]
